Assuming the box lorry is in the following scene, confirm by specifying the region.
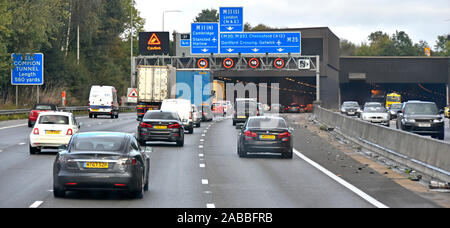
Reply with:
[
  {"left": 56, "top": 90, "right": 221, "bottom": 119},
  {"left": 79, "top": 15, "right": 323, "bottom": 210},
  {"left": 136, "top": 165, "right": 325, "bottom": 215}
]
[
  {"left": 175, "top": 69, "right": 213, "bottom": 106},
  {"left": 136, "top": 66, "right": 176, "bottom": 120}
]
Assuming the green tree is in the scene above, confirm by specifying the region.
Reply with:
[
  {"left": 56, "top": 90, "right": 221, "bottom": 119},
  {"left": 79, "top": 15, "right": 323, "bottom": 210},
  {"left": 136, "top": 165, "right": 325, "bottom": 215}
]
[
  {"left": 434, "top": 35, "right": 450, "bottom": 56},
  {"left": 194, "top": 9, "right": 219, "bottom": 22}
]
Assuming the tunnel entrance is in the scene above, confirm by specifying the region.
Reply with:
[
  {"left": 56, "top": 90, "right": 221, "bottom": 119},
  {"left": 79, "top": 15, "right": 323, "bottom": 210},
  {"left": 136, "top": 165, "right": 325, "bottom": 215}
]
[{"left": 341, "top": 82, "right": 447, "bottom": 108}]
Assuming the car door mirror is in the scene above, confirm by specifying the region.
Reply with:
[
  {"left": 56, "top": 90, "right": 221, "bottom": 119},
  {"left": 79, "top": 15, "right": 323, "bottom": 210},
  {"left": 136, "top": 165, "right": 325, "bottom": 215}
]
[{"left": 288, "top": 127, "right": 294, "bottom": 132}]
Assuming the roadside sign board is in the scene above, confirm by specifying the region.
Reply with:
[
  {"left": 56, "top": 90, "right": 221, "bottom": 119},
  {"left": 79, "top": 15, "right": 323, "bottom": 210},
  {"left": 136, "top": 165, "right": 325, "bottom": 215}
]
[
  {"left": 180, "top": 33, "right": 190, "bottom": 47},
  {"left": 191, "top": 22, "right": 219, "bottom": 54},
  {"left": 127, "top": 88, "right": 138, "bottom": 103},
  {"left": 220, "top": 7, "right": 244, "bottom": 32},
  {"left": 139, "top": 32, "right": 170, "bottom": 55},
  {"left": 220, "top": 32, "right": 301, "bottom": 54},
  {"left": 11, "top": 53, "right": 44, "bottom": 85}
]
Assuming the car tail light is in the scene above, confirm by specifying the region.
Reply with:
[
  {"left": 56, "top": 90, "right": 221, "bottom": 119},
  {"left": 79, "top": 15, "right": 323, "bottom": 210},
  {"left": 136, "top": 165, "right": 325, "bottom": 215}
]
[
  {"left": 257, "top": 110, "right": 260, "bottom": 116},
  {"left": 278, "top": 132, "right": 291, "bottom": 141},
  {"left": 189, "top": 111, "right": 193, "bottom": 119},
  {"left": 66, "top": 128, "right": 73, "bottom": 135},
  {"left": 168, "top": 123, "right": 181, "bottom": 129},
  {"left": 140, "top": 122, "right": 153, "bottom": 128},
  {"left": 244, "top": 130, "right": 257, "bottom": 140},
  {"left": 65, "top": 183, "right": 78, "bottom": 186},
  {"left": 114, "top": 184, "right": 127, "bottom": 187},
  {"left": 33, "top": 128, "right": 39, "bottom": 135}
]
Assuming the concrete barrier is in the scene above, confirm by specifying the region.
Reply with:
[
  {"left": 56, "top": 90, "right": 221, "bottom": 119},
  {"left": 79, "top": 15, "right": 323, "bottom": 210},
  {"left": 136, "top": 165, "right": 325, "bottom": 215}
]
[{"left": 314, "top": 106, "right": 450, "bottom": 182}]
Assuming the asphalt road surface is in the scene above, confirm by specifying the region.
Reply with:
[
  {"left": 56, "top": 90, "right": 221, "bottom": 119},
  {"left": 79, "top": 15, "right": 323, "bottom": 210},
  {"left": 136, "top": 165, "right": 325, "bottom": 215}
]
[{"left": 0, "top": 113, "right": 443, "bottom": 208}]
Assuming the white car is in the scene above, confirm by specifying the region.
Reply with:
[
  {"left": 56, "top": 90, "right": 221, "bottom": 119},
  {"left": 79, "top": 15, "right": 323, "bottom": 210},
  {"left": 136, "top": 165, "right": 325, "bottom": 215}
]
[
  {"left": 361, "top": 107, "right": 390, "bottom": 126},
  {"left": 29, "top": 112, "right": 80, "bottom": 154},
  {"left": 161, "top": 99, "right": 194, "bottom": 134},
  {"left": 192, "top": 105, "right": 201, "bottom": 128}
]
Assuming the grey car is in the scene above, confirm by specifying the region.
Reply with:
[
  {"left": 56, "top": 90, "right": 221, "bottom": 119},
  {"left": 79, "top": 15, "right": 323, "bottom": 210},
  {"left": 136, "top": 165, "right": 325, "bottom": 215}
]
[{"left": 53, "top": 132, "right": 151, "bottom": 199}]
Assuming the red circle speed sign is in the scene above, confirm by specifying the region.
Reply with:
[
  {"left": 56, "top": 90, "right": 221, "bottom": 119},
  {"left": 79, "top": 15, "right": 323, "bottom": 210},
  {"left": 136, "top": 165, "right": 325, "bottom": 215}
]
[
  {"left": 248, "top": 58, "right": 260, "bottom": 69},
  {"left": 274, "top": 58, "right": 285, "bottom": 69},
  {"left": 197, "top": 58, "right": 209, "bottom": 69},
  {"left": 223, "top": 58, "right": 235, "bottom": 69}
]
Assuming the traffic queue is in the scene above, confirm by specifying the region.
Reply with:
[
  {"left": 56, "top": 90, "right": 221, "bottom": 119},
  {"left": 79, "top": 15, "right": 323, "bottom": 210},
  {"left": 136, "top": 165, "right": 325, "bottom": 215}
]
[{"left": 340, "top": 98, "right": 446, "bottom": 140}]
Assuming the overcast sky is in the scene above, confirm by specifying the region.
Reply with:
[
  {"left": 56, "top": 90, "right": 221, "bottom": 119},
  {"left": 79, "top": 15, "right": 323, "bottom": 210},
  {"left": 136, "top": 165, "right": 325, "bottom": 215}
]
[{"left": 135, "top": 0, "right": 450, "bottom": 48}]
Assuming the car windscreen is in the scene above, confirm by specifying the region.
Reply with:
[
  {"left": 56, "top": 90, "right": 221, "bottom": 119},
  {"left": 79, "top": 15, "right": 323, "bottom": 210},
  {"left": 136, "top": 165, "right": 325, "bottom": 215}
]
[
  {"left": 404, "top": 103, "right": 438, "bottom": 115},
  {"left": 144, "top": 112, "right": 179, "bottom": 120},
  {"left": 38, "top": 115, "right": 69, "bottom": 125},
  {"left": 364, "top": 107, "right": 386, "bottom": 113},
  {"left": 343, "top": 102, "right": 359, "bottom": 107},
  {"left": 365, "top": 103, "right": 382, "bottom": 107},
  {"left": 33, "top": 105, "right": 56, "bottom": 110},
  {"left": 70, "top": 136, "right": 125, "bottom": 152},
  {"left": 247, "top": 118, "right": 287, "bottom": 129}
]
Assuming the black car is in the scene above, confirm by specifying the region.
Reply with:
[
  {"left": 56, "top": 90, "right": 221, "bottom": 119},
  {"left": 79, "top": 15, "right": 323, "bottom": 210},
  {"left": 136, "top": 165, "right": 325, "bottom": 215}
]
[
  {"left": 237, "top": 116, "right": 293, "bottom": 159},
  {"left": 200, "top": 105, "right": 214, "bottom": 122},
  {"left": 137, "top": 110, "right": 185, "bottom": 146},
  {"left": 233, "top": 99, "right": 258, "bottom": 126},
  {"left": 53, "top": 132, "right": 150, "bottom": 199},
  {"left": 388, "top": 103, "right": 403, "bottom": 119},
  {"left": 396, "top": 101, "right": 445, "bottom": 140},
  {"left": 340, "top": 101, "right": 361, "bottom": 117}
]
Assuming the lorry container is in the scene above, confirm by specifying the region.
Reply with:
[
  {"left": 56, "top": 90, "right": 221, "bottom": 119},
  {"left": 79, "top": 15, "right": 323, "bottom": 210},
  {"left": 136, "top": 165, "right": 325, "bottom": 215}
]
[
  {"left": 175, "top": 69, "right": 213, "bottom": 107},
  {"left": 136, "top": 65, "right": 176, "bottom": 120},
  {"left": 212, "top": 80, "right": 225, "bottom": 103}
]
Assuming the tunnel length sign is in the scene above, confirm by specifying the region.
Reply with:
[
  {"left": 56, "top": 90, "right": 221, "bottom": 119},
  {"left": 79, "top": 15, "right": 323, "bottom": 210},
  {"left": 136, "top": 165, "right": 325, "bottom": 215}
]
[{"left": 11, "top": 53, "right": 44, "bottom": 85}]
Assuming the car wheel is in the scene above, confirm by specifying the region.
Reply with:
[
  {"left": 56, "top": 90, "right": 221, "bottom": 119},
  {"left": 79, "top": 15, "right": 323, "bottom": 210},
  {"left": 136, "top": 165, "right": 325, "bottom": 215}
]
[
  {"left": 29, "top": 145, "right": 39, "bottom": 155},
  {"left": 282, "top": 151, "right": 293, "bottom": 159},
  {"left": 115, "top": 113, "right": 119, "bottom": 118},
  {"left": 233, "top": 120, "right": 236, "bottom": 126},
  {"left": 144, "top": 161, "right": 149, "bottom": 192},
  {"left": 437, "top": 132, "right": 445, "bottom": 140},
  {"left": 53, "top": 186, "right": 66, "bottom": 198},
  {"left": 238, "top": 144, "right": 247, "bottom": 158},
  {"left": 176, "top": 136, "right": 184, "bottom": 147},
  {"left": 89, "top": 113, "right": 93, "bottom": 118},
  {"left": 28, "top": 121, "right": 32, "bottom": 128},
  {"left": 131, "top": 171, "right": 144, "bottom": 199},
  {"left": 188, "top": 127, "right": 194, "bottom": 134}
]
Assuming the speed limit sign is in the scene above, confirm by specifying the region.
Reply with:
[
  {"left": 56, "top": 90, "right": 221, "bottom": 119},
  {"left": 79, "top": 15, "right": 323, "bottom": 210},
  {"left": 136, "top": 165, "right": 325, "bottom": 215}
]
[
  {"left": 274, "top": 58, "right": 285, "bottom": 69},
  {"left": 197, "top": 58, "right": 209, "bottom": 69},
  {"left": 248, "top": 58, "right": 260, "bottom": 69},
  {"left": 223, "top": 58, "right": 235, "bottom": 69}
]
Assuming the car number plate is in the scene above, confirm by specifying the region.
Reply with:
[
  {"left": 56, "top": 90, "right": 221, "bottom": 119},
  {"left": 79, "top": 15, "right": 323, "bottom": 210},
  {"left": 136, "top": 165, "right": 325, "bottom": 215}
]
[
  {"left": 91, "top": 109, "right": 99, "bottom": 112},
  {"left": 154, "top": 125, "right": 167, "bottom": 129},
  {"left": 418, "top": 123, "right": 431, "bottom": 127},
  {"left": 84, "top": 162, "right": 108, "bottom": 169},
  {"left": 238, "top": 116, "right": 246, "bottom": 119},
  {"left": 260, "top": 135, "right": 275, "bottom": 140},
  {"left": 348, "top": 112, "right": 355, "bottom": 115},
  {"left": 46, "top": 130, "right": 61, "bottom": 135}
]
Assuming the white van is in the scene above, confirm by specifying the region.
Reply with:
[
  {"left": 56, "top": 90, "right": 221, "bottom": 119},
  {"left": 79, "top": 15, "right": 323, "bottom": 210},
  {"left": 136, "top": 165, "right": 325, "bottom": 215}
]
[
  {"left": 89, "top": 85, "right": 119, "bottom": 119},
  {"left": 161, "top": 99, "right": 194, "bottom": 134}
]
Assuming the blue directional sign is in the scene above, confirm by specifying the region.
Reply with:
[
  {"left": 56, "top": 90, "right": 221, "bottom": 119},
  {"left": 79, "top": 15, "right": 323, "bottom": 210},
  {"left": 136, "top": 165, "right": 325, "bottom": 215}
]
[
  {"left": 11, "top": 53, "right": 44, "bottom": 85},
  {"left": 220, "top": 32, "right": 301, "bottom": 54},
  {"left": 191, "top": 23, "right": 219, "bottom": 54},
  {"left": 220, "top": 7, "right": 244, "bottom": 32},
  {"left": 180, "top": 39, "right": 190, "bottom": 47}
]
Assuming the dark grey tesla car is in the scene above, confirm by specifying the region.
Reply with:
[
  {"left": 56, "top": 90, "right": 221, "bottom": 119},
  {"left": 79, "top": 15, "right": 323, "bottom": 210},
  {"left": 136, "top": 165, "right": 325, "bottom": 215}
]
[
  {"left": 237, "top": 116, "right": 293, "bottom": 159},
  {"left": 53, "top": 132, "right": 151, "bottom": 199}
]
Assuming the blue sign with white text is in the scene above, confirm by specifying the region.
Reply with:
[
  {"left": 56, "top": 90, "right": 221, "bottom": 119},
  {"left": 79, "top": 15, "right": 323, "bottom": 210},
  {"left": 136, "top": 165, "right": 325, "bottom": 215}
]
[
  {"left": 180, "top": 39, "right": 190, "bottom": 47},
  {"left": 220, "top": 7, "right": 244, "bottom": 32},
  {"left": 11, "top": 53, "right": 44, "bottom": 85},
  {"left": 220, "top": 32, "right": 301, "bottom": 54},
  {"left": 191, "top": 23, "right": 219, "bottom": 54}
]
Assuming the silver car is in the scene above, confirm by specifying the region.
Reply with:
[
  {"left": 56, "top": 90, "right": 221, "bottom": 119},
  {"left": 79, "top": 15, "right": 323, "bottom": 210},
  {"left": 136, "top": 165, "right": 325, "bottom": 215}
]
[{"left": 361, "top": 106, "right": 390, "bottom": 126}]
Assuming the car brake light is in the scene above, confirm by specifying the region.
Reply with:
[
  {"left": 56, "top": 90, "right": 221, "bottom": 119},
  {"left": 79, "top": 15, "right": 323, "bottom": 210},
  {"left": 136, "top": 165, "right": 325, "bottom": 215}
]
[
  {"left": 168, "top": 123, "right": 181, "bottom": 128},
  {"left": 33, "top": 128, "right": 39, "bottom": 135},
  {"left": 140, "top": 122, "right": 153, "bottom": 128},
  {"left": 244, "top": 130, "right": 257, "bottom": 139},
  {"left": 278, "top": 132, "right": 291, "bottom": 141},
  {"left": 66, "top": 129, "right": 73, "bottom": 135},
  {"left": 189, "top": 111, "right": 193, "bottom": 119}
]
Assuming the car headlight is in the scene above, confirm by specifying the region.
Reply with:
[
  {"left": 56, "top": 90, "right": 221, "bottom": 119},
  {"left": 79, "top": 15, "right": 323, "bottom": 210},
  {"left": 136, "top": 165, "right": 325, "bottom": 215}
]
[
  {"left": 404, "top": 118, "right": 416, "bottom": 123},
  {"left": 433, "top": 118, "right": 444, "bottom": 123}
]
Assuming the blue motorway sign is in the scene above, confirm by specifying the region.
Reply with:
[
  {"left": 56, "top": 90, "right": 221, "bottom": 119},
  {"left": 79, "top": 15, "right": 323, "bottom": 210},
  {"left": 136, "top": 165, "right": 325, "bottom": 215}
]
[
  {"left": 11, "top": 53, "right": 44, "bottom": 85},
  {"left": 180, "top": 39, "right": 190, "bottom": 47},
  {"left": 220, "top": 7, "right": 244, "bottom": 32},
  {"left": 191, "top": 23, "right": 219, "bottom": 54},
  {"left": 220, "top": 32, "right": 301, "bottom": 54}
]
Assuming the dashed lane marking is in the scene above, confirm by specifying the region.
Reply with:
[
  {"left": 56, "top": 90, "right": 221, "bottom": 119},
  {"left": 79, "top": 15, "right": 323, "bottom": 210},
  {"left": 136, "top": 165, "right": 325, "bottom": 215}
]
[{"left": 29, "top": 201, "right": 43, "bottom": 208}]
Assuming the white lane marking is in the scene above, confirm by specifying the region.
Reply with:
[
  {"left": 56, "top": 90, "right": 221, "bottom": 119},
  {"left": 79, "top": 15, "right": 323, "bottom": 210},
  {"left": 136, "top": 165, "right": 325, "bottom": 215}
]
[
  {"left": 18, "top": 142, "right": 26, "bottom": 146},
  {"left": 293, "top": 149, "right": 388, "bottom": 208},
  {"left": 200, "top": 139, "right": 205, "bottom": 142},
  {"left": 199, "top": 164, "right": 206, "bottom": 168},
  {"left": 0, "top": 124, "right": 27, "bottom": 130},
  {"left": 29, "top": 201, "right": 43, "bottom": 208},
  {"left": 0, "top": 150, "right": 3, "bottom": 153},
  {"left": 206, "top": 203, "right": 216, "bottom": 208},
  {"left": 201, "top": 179, "right": 209, "bottom": 185},
  {"left": 198, "top": 153, "right": 204, "bottom": 157},
  {"left": 198, "top": 145, "right": 204, "bottom": 149},
  {"left": 202, "top": 134, "right": 206, "bottom": 137}
]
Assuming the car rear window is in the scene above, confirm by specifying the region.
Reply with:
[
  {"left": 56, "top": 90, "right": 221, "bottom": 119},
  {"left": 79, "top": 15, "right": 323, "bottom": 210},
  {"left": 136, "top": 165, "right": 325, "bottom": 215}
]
[
  {"left": 364, "top": 107, "right": 386, "bottom": 113},
  {"left": 34, "top": 105, "right": 55, "bottom": 110},
  {"left": 144, "top": 112, "right": 179, "bottom": 120},
  {"left": 38, "top": 115, "right": 69, "bottom": 125},
  {"left": 404, "top": 103, "right": 438, "bottom": 115},
  {"left": 247, "top": 118, "right": 287, "bottom": 129},
  {"left": 70, "top": 136, "right": 125, "bottom": 152}
]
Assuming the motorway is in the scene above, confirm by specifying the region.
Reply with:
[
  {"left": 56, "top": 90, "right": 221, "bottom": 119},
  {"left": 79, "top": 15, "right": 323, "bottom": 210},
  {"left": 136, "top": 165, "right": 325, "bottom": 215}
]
[{"left": 0, "top": 112, "right": 445, "bottom": 208}]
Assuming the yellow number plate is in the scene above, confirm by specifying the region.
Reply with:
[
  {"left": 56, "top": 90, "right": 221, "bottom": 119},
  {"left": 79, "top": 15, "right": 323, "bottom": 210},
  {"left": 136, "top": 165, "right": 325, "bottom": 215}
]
[
  {"left": 84, "top": 162, "right": 109, "bottom": 169},
  {"left": 46, "top": 130, "right": 61, "bottom": 135},
  {"left": 260, "top": 135, "right": 276, "bottom": 140},
  {"left": 238, "top": 116, "right": 246, "bottom": 119},
  {"left": 154, "top": 125, "right": 168, "bottom": 129},
  {"left": 91, "top": 109, "right": 99, "bottom": 112}
]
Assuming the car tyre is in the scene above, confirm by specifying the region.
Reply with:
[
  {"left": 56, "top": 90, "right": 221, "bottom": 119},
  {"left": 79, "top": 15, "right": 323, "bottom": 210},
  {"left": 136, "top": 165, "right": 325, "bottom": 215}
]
[
  {"left": 188, "top": 127, "right": 194, "bottom": 134},
  {"left": 30, "top": 145, "right": 40, "bottom": 155},
  {"left": 238, "top": 144, "right": 247, "bottom": 158},
  {"left": 28, "top": 121, "right": 32, "bottom": 128},
  {"left": 176, "top": 136, "right": 184, "bottom": 147},
  {"left": 131, "top": 171, "right": 144, "bottom": 199},
  {"left": 53, "top": 186, "right": 66, "bottom": 198}
]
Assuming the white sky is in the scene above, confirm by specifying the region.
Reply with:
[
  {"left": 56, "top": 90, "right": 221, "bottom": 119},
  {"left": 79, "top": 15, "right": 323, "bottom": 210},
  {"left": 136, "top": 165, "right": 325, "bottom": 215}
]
[{"left": 135, "top": 0, "right": 450, "bottom": 47}]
